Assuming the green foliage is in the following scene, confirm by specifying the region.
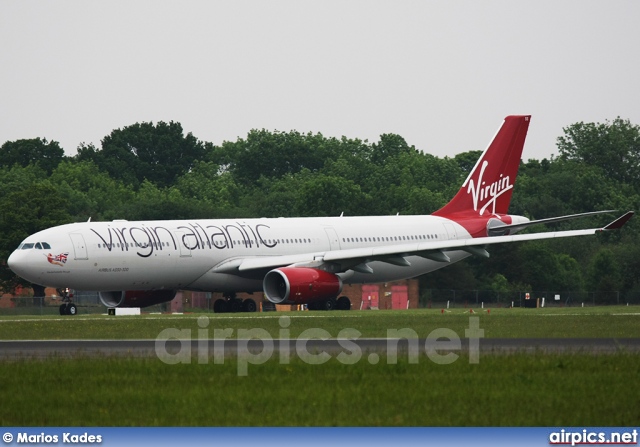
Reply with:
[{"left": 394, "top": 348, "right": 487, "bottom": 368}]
[
  {"left": 76, "top": 121, "right": 208, "bottom": 189},
  {"left": 228, "top": 130, "right": 339, "bottom": 186},
  {"left": 0, "top": 138, "right": 65, "bottom": 174},
  {"left": 488, "top": 273, "right": 509, "bottom": 294},
  {"left": 420, "top": 261, "right": 479, "bottom": 291},
  {"left": 173, "top": 161, "right": 246, "bottom": 217},
  {"left": 556, "top": 254, "right": 584, "bottom": 291},
  {"left": 558, "top": 117, "right": 640, "bottom": 185},
  {"left": 48, "top": 160, "right": 134, "bottom": 221},
  {"left": 297, "top": 174, "right": 370, "bottom": 217},
  {"left": 453, "top": 150, "right": 482, "bottom": 175},
  {"left": 0, "top": 178, "right": 71, "bottom": 291},
  {"left": 369, "top": 133, "right": 412, "bottom": 165},
  {"left": 587, "top": 249, "right": 622, "bottom": 303},
  {"left": 115, "top": 181, "right": 213, "bottom": 221}
]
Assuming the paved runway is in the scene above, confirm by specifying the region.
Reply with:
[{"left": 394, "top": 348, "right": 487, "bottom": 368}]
[{"left": 1, "top": 338, "right": 639, "bottom": 360}]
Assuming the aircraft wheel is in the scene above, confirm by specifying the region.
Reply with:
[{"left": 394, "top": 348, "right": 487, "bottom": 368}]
[
  {"left": 229, "top": 298, "right": 243, "bottom": 313},
  {"left": 242, "top": 299, "right": 257, "bottom": 313},
  {"left": 67, "top": 303, "right": 78, "bottom": 316},
  {"left": 213, "top": 299, "right": 228, "bottom": 313},
  {"left": 336, "top": 296, "right": 351, "bottom": 310},
  {"left": 59, "top": 304, "right": 67, "bottom": 315},
  {"left": 322, "top": 298, "right": 336, "bottom": 311}
]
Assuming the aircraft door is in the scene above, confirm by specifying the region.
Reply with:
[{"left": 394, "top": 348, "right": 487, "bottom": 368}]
[
  {"left": 324, "top": 228, "right": 341, "bottom": 251},
  {"left": 175, "top": 231, "right": 192, "bottom": 257},
  {"left": 443, "top": 223, "right": 458, "bottom": 240},
  {"left": 69, "top": 233, "right": 88, "bottom": 260}
]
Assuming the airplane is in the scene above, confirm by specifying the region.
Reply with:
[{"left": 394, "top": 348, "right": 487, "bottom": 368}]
[{"left": 7, "top": 115, "right": 634, "bottom": 315}]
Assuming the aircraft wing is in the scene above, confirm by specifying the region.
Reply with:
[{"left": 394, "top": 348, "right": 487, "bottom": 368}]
[
  {"left": 227, "top": 211, "right": 634, "bottom": 274},
  {"left": 487, "top": 209, "right": 617, "bottom": 235}
]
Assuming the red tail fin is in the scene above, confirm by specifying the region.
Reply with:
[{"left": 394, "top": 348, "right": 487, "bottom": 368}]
[{"left": 433, "top": 115, "right": 531, "bottom": 218}]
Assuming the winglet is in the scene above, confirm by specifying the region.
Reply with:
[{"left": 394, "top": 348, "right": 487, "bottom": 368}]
[{"left": 602, "top": 211, "right": 634, "bottom": 230}]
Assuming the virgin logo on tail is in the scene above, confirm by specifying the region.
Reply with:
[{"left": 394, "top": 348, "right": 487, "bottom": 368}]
[
  {"left": 432, "top": 115, "right": 529, "bottom": 219},
  {"left": 465, "top": 160, "right": 513, "bottom": 215}
]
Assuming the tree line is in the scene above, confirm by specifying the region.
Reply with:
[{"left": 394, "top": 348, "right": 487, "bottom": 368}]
[{"left": 1, "top": 119, "right": 639, "bottom": 301}]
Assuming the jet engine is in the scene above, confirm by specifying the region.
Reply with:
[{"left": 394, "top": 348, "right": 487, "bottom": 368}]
[
  {"left": 263, "top": 267, "right": 342, "bottom": 304},
  {"left": 99, "top": 290, "right": 177, "bottom": 308}
]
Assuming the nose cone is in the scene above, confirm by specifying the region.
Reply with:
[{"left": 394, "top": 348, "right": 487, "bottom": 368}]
[
  {"left": 7, "top": 249, "right": 28, "bottom": 278},
  {"left": 8, "top": 245, "right": 70, "bottom": 289},
  {"left": 7, "top": 248, "right": 43, "bottom": 285}
]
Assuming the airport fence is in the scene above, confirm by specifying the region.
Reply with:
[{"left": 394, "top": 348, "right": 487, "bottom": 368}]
[
  {"left": 0, "top": 291, "right": 169, "bottom": 316},
  {"left": 1, "top": 289, "right": 639, "bottom": 316},
  {"left": 419, "top": 289, "right": 640, "bottom": 308}
]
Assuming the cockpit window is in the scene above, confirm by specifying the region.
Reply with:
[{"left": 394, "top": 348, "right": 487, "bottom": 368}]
[{"left": 18, "top": 242, "right": 50, "bottom": 250}]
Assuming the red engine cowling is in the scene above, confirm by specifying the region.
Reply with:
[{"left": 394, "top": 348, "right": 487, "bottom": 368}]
[
  {"left": 99, "top": 290, "right": 177, "bottom": 308},
  {"left": 263, "top": 267, "right": 342, "bottom": 304}
]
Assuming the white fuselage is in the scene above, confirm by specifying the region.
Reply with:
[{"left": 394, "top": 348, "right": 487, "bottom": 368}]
[{"left": 8, "top": 215, "right": 472, "bottom": 293}]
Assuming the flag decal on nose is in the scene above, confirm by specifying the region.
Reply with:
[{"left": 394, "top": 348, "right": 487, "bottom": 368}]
[{"left": 46, "top": 252, "right": 68, "bottom": 266}]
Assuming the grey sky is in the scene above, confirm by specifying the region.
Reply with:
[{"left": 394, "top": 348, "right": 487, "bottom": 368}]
[{"left": 1, "top": 1, "right": 639, "bottom": 160}]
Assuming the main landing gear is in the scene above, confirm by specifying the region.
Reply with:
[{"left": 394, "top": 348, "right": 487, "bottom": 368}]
[
  {"left": 307, "top": 296, "right": 351, "bottom": 311},
  {"left": 213, "top": 293, "right": 257, "bottom": 313},
  {"left": 57, "top": 288, "right": 78, "bottom": 316},
  {"left": 213, "top": 295, "right": 352, "bottom": 312}
]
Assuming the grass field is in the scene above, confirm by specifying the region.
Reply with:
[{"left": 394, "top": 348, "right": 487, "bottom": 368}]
[
  {"left": 0, "top": 306, "right": 639, "bottom": 340},
  {"left": 0, "top": 353, "right": 638, "bottom": 426},
  {"left": 1, "top": 306, "right": 638, "bottom": 426}
]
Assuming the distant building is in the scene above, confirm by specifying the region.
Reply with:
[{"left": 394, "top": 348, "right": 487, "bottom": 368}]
[{"left": 179, "top": 279, "right": 420, "bottom": 312}]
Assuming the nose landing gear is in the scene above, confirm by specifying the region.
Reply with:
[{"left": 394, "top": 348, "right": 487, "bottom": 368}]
[{"left": 57, "top": 288, "right": 77, "bottom": 316}]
